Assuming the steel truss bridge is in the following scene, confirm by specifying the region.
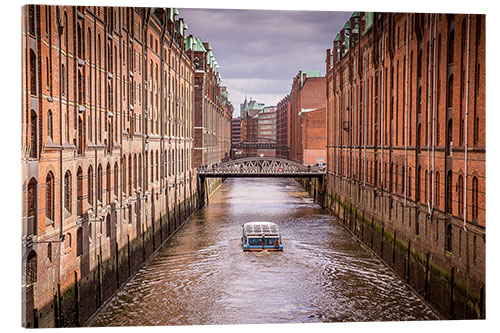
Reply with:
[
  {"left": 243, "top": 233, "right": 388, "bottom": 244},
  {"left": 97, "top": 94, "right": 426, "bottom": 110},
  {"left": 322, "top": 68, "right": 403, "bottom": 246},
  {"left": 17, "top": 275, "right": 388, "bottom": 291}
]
[{"left": 197, "top": 157, "right": 326, "bottom": 178}]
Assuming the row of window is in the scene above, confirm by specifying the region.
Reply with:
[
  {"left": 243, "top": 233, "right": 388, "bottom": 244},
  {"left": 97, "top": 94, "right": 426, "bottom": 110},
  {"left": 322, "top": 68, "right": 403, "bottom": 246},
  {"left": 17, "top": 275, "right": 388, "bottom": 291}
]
[{"left": 331, "top": 156, "right": 481, "bottom": 220}]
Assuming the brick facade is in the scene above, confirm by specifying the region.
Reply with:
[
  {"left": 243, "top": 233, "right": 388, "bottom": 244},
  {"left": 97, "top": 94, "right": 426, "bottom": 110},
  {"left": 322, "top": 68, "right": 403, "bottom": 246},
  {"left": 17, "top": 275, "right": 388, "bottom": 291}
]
[
  {"left": 21, "top": 6, "right": 230, "bottom": 327},
  {"left": 325, "top": 12, "right": 485, "bottom": 318}
]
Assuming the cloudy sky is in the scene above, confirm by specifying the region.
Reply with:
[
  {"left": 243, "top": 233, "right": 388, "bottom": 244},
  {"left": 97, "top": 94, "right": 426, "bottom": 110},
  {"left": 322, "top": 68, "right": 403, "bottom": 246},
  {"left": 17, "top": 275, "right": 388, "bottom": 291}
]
[{"left": 180, "top": 8, "right": 351, "bottom": 117}]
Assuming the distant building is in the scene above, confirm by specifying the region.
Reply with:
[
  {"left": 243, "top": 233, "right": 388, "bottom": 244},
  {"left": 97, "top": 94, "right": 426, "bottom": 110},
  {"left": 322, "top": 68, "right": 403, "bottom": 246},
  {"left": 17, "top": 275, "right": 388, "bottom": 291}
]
[
  {"left": 240, "top": 96, "right": 265, "bottom": 157},
  {"left": 289, "top": 70, "right": 326, "bottom": 164},
  {"left": 257, "top": 106, "right": 277, "bottom": 157},
  {"left": 276, "top": 95, "right": 291, "bottom": 159},
  {"left": 299, "top": 107, "right": 326, "bottom": 165},
  {"left": 231, "top": 117, "right": 241, "bottom": 158}
]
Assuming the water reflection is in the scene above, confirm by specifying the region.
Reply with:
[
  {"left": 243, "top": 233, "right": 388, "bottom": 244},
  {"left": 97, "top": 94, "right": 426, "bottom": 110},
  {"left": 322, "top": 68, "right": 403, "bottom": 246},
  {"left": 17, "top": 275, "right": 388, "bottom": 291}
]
[{"left": 91, "top": 178, "right": 438, "bottom": 326}]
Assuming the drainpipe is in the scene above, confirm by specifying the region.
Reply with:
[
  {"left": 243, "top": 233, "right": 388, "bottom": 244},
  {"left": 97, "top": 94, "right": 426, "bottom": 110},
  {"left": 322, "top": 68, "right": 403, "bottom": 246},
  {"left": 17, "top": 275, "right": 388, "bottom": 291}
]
[
  {"left": 336, "top": 78, "right": 339, "bottom": 176},
  {"left": 363, "top": 55, "right": 367, "bottom": 187},
  {"left": 353, "top": 59, "right": 357, "bottom": 181},
  {"left": 345, "top": 72, "right": 348, "bottom": 177},
  {"left": 463, "top": 14, "right": 471, "bottom": 232},
  {"left": 404, "top": 13, "right": 409, "bottom": 205},
  {"left": 432, "top": 14, "right": 437, "bottom": 212},
  {"left": 381, "top": 30, "right": 385, "bottom": 191},
  {"left": 427, "top": 14, "right": 432, "bottom": 215}
]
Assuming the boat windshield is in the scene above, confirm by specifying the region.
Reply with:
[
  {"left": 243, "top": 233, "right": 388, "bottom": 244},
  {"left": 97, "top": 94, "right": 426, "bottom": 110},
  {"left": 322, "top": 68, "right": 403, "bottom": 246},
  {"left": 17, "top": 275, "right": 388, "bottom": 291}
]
[{"left": 247, "top": 237, "right": 279, "bottom": 246}]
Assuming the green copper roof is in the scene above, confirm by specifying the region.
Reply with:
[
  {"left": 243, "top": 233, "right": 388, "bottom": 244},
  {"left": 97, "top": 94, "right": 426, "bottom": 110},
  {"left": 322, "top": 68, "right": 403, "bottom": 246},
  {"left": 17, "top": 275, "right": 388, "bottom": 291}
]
[
  {"left": 334, "top": 33, "right": 341, "bottom": 42},
  {"left": 364, "top": 12, "right": 374, "bottom": 33},
  {"left": 352, "top": 11, "right": 361, "bottom": 18},
  {"left": 183, "top": 21, "right": 188, "bottom": 30},
  {"left": 184, "top": 36, "right": 193, "bottom": 52},
  {"left": 173, "top": 8, "right": 179, "bottom": 15},
  {"left": 193, "top": 37, "right": 207, "bottom": 52},
  {"left": 343, "top": 21, "right": 351, "bottom": 30}
]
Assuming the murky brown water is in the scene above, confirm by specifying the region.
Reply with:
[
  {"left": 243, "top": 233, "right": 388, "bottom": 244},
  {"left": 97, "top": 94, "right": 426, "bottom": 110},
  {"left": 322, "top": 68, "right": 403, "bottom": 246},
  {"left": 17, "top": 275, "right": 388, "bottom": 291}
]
[{"left": 90, "top": 178, "right": 438, "bottom": 326}]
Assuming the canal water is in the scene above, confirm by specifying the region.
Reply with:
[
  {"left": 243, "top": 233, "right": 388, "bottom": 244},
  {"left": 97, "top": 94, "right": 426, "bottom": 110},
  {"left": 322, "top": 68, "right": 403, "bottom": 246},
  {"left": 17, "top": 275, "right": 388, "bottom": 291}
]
[{"left": 90, "top": 178, "right": 438, "bottom": 326}]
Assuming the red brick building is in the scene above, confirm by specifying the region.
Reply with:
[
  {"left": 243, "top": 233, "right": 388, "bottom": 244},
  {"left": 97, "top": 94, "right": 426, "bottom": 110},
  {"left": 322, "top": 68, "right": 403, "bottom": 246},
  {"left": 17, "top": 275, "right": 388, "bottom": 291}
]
[
  {"left": 299, "top": 107, "right": 327, "bottom": 165},
  {"left": 21, "top": 6, "right": 227, "bottom": 327},
  {"left": 325, "top": 12, "right": 485, "bottom": 318},
  {"left": 276, "top": 95, "right": 291, "bottom": 159},
  {"left": 239, "top": 97, "right": 264, "bottom": 157},
  {"left": 188, "top": 37, "right": 232, "bottom": 168},
  {"left": 289, "top": 70, "right": 326, "bottom": 164}
]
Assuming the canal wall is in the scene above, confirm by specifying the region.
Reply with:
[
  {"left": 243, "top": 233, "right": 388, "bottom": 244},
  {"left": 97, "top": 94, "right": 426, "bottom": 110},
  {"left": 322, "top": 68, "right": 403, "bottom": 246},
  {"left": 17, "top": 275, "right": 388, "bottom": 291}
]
[
  {"left": 38, "top": 177, "right": 225, "bottom": 328},
  {"left": 299, "top": 176, "right": 485, "bottom": 320}
]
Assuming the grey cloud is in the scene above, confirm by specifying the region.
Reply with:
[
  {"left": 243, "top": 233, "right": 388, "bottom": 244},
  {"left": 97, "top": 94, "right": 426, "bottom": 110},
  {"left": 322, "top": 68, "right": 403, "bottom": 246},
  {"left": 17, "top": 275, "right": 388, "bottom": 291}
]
[{"left": 180, "top": 7, "right": 351, "bottom": 114}]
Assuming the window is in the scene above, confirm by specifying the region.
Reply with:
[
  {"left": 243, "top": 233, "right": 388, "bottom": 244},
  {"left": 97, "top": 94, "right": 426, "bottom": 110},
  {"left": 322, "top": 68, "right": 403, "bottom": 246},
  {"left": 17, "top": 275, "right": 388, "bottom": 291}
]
[
  {"left": 29, "top": 110, "right": 37, "bottom": 158},
  {"left": 47, "top": 110, "right": 53, "bottom": 140},
  {"left": 457, "top": 174, "right": 464, "bottom": 216},
  {"left": 106, "top": 163, "right": 111, "bottom": 204},
  {"left": 472, "top": 176, "right": 479, "bottom": 222},
  {"left": 45, "top": 172, "right": 54, "bottom": 221},
  {"left": 97, "top": 164, "right": 103, "bottom": 203},
  {"left": 27, "top": 178, "right": 37, "bottom": 236},
  {"left": 446, "top": 170, "right": 452, "bottom": 214},
  {"left": 64, "top": 171, "right": 72, "bottom": 213},
  {"left": 30, "top": 49, "right": 37, "bottom": 96},
  {"left": 77, "top": 167, "right": 83, "bottom": 215},
  {"left": 77, "top": 227, "right": 83, "bottom": 257},
  {"left": 88, "top": 165, "right": 93, "bottom": 207},
  {"left": 106, "top": 214, "right": 111, "bottom": 238},
  {"left": 28, "top": 6, "right": 35, "bottom": 35},
  {"left": 114, "top": 163, "right": 119, "bottom": 197}
]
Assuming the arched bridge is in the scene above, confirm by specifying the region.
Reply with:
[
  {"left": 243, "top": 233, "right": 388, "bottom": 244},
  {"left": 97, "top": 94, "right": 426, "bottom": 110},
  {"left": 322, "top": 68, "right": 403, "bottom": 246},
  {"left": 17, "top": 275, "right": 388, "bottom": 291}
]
[{"left": 197, "top": 157, "right": 326, "bottom": 178}]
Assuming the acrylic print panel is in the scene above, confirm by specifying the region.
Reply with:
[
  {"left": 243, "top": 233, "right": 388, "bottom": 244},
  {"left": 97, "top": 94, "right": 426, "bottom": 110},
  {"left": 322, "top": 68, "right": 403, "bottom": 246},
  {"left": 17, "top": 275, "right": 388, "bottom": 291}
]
[{"left": 20, "top": 1, "right": 486, "bottom": 329}]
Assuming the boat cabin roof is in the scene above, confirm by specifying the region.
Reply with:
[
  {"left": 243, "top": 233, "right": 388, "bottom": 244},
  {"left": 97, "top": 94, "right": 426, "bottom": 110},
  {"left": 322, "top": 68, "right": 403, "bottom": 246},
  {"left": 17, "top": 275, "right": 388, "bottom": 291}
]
[{"left": 243, "top": 222, "right": 280, "bottom": 237}]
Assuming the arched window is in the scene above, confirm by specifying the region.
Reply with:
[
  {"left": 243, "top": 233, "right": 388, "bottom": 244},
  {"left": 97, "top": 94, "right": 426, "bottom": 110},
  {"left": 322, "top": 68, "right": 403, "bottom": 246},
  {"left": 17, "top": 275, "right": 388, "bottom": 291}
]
[
  {"left": 122, "top": 155, "right": 127, "bottom": 195},
  {"left": 138, "top": 154, "right": 142, "bottom": 189},
  {"left": 457, "top": 174, "right": 464, "bottom": 216},
  {"left": 88, "top": 165, "right": 94, "bottom": 208},
  {"left": 114, "top": 162, "right": 119, "bottom": 197},
  {"left": 30, "top": 49, "right": 36, "bottom": 96},
  {"left": 128, "top": 154, "right": 132, "bottom": 195},
  {"left": 29, "top": 110, "right": 37, "bottom": 158},
  {"left": 45, "top": 172, "right": 54, "bottom": 221},
  {"left": 97, "top": 164, "right": 102, "bottom": 203},
  {"left": 26, "top": 250, "right": 37, "bottom": 287},
  {"left": 446, "top": 170, "right": 453, "bottom": 214},
  {"left": 133, "top": 154, "right": 137, "bottom": 191},
  {"left": 47, "top": 110, "right": 53, "bottom": 141},
  {"left": 27, "top": 178, "right": 37, "bottom": 236},
  {"left": 106, "top": 163, "right": 111, "bottom": 204},
  {"left": 77, "top": 167, "right": 83, "bottom": 215},
  {"left": 472, "top": 176, "right": 479, "bottom": 222},
  {"left": 64, "top": 171, "right": 72, "bottom": 213}
]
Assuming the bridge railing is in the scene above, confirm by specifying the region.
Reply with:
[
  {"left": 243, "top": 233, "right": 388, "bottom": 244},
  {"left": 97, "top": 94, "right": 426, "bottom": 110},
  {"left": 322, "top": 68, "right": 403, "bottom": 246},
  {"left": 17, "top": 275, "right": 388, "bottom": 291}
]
[{"left": 197, "top": 158, "right": 326, "bottom": 176}]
